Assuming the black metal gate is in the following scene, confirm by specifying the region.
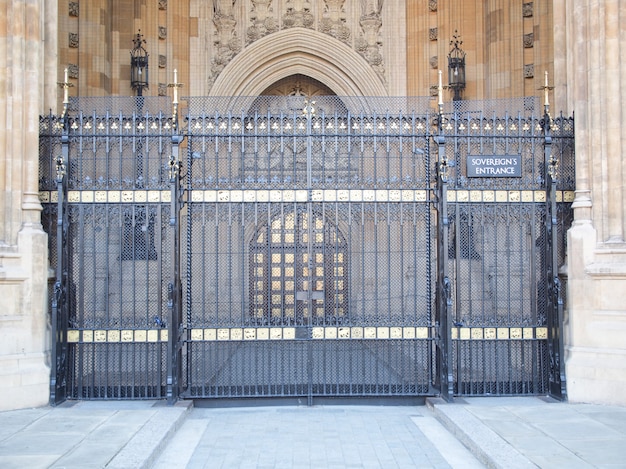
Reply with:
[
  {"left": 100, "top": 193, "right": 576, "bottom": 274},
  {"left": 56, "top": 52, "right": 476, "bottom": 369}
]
[{"left": 39, "top": 96, "right": 574, "bottom": 404}]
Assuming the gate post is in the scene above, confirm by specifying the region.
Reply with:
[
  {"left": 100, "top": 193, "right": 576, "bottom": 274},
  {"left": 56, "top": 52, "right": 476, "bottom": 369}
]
[
  {"left": 435, "top": 106, "right": 454, "bottom": 401},
  {"left": 50, "top": 111, "right": 70, "bottom": 405},
  {"left": 166, "top": 131, "right": 184, "bottom": 404},
  {"left": 543, "top": 106, "right": 567, "bottom": 401}
]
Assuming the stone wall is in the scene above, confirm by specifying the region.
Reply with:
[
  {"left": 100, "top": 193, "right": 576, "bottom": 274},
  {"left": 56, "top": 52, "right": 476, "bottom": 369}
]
[
  {"left": 0, "top": 0, "right": 51, "bottom": 411},
  {"left": 559, "top": 0, "right": 626, "bottom": 405}
]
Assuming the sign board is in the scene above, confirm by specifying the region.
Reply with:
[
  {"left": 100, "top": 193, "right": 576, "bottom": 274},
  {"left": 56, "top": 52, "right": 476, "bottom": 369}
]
[{"left": 467, "top": 155, "right": 522, "bottom": 177}]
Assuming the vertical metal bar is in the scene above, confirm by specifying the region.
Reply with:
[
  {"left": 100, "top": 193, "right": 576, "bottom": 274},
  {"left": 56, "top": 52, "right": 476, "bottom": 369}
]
[
  {"left": 166, "top": 133, "right": 183, "bottom": 404},
  {"left": 544, "top": 112, "right": 567, "bottom": 401},
  {"left": 50, "top": 117, "right": 69, "bottom": 405},
  {"left": 435, "top": 111, "right": 454, "bottom": 401}
]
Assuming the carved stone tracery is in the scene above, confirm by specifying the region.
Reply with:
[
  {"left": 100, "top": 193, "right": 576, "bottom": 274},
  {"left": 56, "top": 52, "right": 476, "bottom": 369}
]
[
  {"left": 247, "top": 0, "right": 279, "bottom": 44},
  {"left": 210, "top": 0, "right": 242, "bottom": 87},
  {"left": 282, "top": 0, "right": 314, "bottom": 29},
  {"left": 358, "top": 0, "right": 385, "bottom": 83}
]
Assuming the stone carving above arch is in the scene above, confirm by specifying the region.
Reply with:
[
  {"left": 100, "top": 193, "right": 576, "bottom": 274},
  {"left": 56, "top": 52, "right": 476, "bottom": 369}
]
[{"left": 209, "top": 28, "right": 388, "bottom": 97}]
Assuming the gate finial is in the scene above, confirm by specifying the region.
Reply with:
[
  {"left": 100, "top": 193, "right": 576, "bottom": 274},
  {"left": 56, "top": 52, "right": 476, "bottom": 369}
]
[{"left": 168, "top": 69, "right": 184, "bottom": 127}]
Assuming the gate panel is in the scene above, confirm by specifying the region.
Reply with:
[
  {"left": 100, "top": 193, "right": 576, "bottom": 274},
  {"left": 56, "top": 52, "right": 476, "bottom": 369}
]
[{"left": 182, "top": 98, "right": 436, "bottom": 400}]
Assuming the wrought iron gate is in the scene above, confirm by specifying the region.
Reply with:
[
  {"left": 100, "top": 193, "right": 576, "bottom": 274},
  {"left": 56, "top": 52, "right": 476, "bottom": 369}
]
[{"left": 39, "top": 96, "right": 574, "bottom": 404}]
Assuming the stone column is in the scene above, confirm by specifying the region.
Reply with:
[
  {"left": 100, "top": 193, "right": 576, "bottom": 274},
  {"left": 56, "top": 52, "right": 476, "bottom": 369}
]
[
  {"left": 0, "top": 0, "right": 51, "bottom": 410},
  {"left": 564, "top": 0, "right": 626, "bottom": 405}
]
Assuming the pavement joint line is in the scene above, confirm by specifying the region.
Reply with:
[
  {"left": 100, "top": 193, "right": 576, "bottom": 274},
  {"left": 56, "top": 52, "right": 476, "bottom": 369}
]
[
  {"left": 106, "top": 400, "right": 193, "bottom": 469},
  {"left": 426, "top": 397, "right": 537, "bottom": 469}
]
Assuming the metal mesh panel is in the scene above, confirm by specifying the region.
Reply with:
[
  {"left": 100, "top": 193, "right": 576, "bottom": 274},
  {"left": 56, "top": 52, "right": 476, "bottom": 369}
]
[{"left": 453, "top": 339, "right": 549, "bottom": 396}]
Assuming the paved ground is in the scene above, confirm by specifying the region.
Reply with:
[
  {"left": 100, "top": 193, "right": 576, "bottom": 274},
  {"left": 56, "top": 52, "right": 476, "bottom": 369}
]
[{"left": 0, "top": 396, "right": 624, "bottom": 468}]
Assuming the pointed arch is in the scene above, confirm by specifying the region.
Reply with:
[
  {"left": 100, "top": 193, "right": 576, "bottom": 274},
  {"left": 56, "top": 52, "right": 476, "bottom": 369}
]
[{"left": 209, "top": 28, "right": 388, "bottom": 98}]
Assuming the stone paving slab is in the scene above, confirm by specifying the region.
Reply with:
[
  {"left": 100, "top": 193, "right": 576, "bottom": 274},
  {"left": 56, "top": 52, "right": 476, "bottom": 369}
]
[
  {"left": 154, "top": 405, "right": 483, "bottom": 469},
  {"left": 0, "top": 400, "right": 190, "bottom": 469},
  {"left": 428, "top": 396, "right": 626, "bottom": 469}
]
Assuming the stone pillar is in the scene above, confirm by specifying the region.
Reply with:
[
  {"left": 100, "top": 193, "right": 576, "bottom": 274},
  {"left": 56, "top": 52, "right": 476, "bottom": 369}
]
[
  {"left": 0, "top": 0, "right": 51, "bottom": 410},
  {"left": 564, "top": 0, "right": 626, "bottom": 405}
]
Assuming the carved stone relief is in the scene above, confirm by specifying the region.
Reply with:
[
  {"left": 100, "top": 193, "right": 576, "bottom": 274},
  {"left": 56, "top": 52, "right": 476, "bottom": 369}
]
[
  {"left": 159, "top": 0, "right": 167, "bottom": 10},
  {"left": 430, "top": 56, "right": 438, "bottom": 69},
  {"left": 69, "top": 2, "right": 79, "bottom": 17},
  {"left": 247, "top": 0, "right": 279, "bottom": 44},
  {"left": 319, "top": 0, "right": 351, "bottom": 44},
  {"left": 524, "top": 64, "right": 534, "bottom": 78},
  {"left": 158, "top": 26, "right": 167, "bottom": 39},
  {"left": 159, "top": 55, "right": 167, "bottom": 68},
  {"left": 209, "top": 0, "right": 387, "bottom": 90},
  {"left": 209, "top": 0, "right": 242, "bottom": 88},
  {"left": 68, "top": 64, "right": 79, "bottom": 79},
  {"left": 429, "top": 27, "right": 438, "bottom": 41},
  {"left": 69, "top": 33, "right": 79, "bottom": 48},
  {"left": 523, "top": 33, "right": 534, "bottom": 48},
  {"left": 429, "top": 0, "right": 437, "bottom": 12},
  {"left": 357, "top": 0, "right": 385, "bottom": 83},
  {"left": 523, "top": 2, "right": 533, "bottom": 18},
  {"left": 282, "top": 0, "right": 314, "bottom": 29},
  {"left": 158, "top": 83, "right": 167, "bottom": 96}
]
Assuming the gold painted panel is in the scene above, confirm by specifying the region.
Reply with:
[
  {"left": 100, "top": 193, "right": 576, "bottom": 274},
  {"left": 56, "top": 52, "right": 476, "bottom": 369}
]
[
  {"left": 375, "top": 190, "right": 388, "bottom": 202},
  {"left": 363, "top": 190, "right": 375, "bottom": 202},
  {"left": 312, "top": 327, "right": 324, "bottom": 339},
  {"left": 68, "top": 191, "right": 80, "bottom": 202},
  {"left": 377, "top": 327, "right": 389, "bottom": 339},
  {"left": 536, "top": 327, "right": 548, "bottom": 339},
  {"left": 389, "top": 190, "right": 401, "bottom": 202},
  {"left": 121, "top": 191, "right": 134, "bottom": 202},
  {"left": 39, "top": 191, "right": 50, "bottom": 203},
  {"left": 283, "top": 328, "right": 295, "bottom": 339},
  {"left": 134, "top": 191, "right": 147, "bottom": 202},
  {"left": 94, "top": 330, "right": 107, "bottom": 342},
  {"left": 244, "top": 328, "right": 256, "bottom": 340},
  {"left": 296, "top": 190, "right": 308, "bottom": 202},
  {"left": 270, "top": 328, "right": 283, "bottom": 340},
  {"left": 470, "top": 190, "right": 482, "bottom": 202},
  {"left": 81, "top": 191, "right": 94, "bottom": 203},
  {"left": 534, "top": 191, "right": 546, "bottom": 202},
  {"left": 50, "top": 191, "right": 59, "bottom": 203},
  {"left": 416, "top": 327, "right": 429, "bottom": 339},
  {"left": 217, "top": 329, "right": 230, "bottom": 340},
  {"left": 510, "top": 327, "right": 523, "bottom": 339},
  {"left": 121, "top": 330, "right": 134, "bottom": 342},
  {"left": 349, "top": 327, "right": 362, "bottom": 338},
  {"left": 460, "top": 328, "right": 471, "bottom": 340},
  {"left": 523, "top": 327, "right": 534, "bottom": 339},
  {"left": 83, "top": 330, "right": 94, "bottom": 342},
  {"left": 364, "top": 327, "right": 376, "bottom": 339},
  {"left": 497, "top": 328, "right": 509, "bottom": 339},
  {"left": 495, "top": 191, "right": 507, "bottom": 202},
  {"left": 484, "top": 328, "right": 497, "bottom": 339},
  {"left": 148, "top": 190, "right": 161, "bottom": 202},
  {"left": 447, "top": 191, "right": 456, "bottom": 202},
  {"left": 508, "top": 191, "right": 521, "bottom": 202},
  {"left": 337, "top": 190, "right": 349, "bottom": 201},
  {"left": 457, "top": 190, "right": 469, "bottom": 202},
  {"left": 107, "top": 330, "right": 120, "bottom": 342},
  {"left": 471, "top": 328, "right": 483, "bottom": 340},
  {"left": 311, "top": 190, "right": 323, "bottom": 201},
  {"left": 350, "top": 190, "right": 362, "bottom": 202},
  {"left": 338, "top": 327, "right": 350, "bottom": 338},
  {"left": 191, "top": 329, "right": 204, "bottom": 341},
  {"left": 325, "top": 327, "right": 337, "bottom": 339},
  {"left": 161, "top": 191, "right": 171, "bottom": 202},
  {"left": 67, "top": 330, "right": 80, "bottom": 343},
  {"left": 160, "top": 330, "right": 168, "bottom": 342},
  {"left": 324, "top": 190, "right": 336, "bottom": 201},
  {"left": 483, "top": 190, "right": 495, "bottom": 202},
  {"left": 230, "top": 328, "right": 243, "bottom": 340},
  {"left": 256, "top": 328, "right": 269, "bottom": 340},
  {"left": 135, "top": 330, "right": 147, "bottom": 342},
  {"left": 390, "top": 327, "right": 402, "bottom": 339},
  {"left": 147, "top": 330, "right": 159, "bottom": 342},
  {"left": 451, "top": 328, "right": 458, "bottom": 339}
]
